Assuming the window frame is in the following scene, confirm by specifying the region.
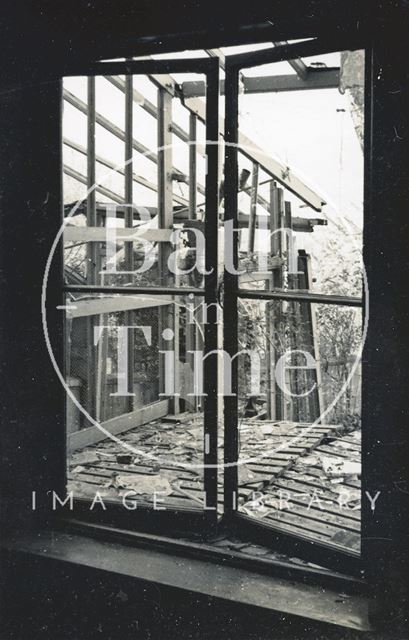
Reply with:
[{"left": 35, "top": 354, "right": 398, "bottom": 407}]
[
  {"left": 3, "top": 17, "right": 405, "bottom": 615},
  {"left": 57, "top": 44, "right": 368, "bottom": 570},
  {"left": 222, "top": 38, "right": 366, "bottom": 576},
  {"left": 57, "top": 56, "right": 221, "bottom": 536}
]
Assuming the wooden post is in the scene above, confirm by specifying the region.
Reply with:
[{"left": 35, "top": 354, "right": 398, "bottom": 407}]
[
  {"left": 247, "top": 162, "right": 259, "bottom": 254},
  {"left": 189, "top": 113, "right": 197, "bottom": 219},
  {"left": 266, "top": 182, "right": 285, "bottom": 420},
  {"left": 158, "top": 88, "right": 179, "bottom": 414},
  {"left": 297, "top": 251, "right": 323, "bottom": 422}
]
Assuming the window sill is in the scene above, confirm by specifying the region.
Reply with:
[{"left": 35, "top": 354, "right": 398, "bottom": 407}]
[{"left": 1, "top": 527, "right": 371, "bottom": 633}]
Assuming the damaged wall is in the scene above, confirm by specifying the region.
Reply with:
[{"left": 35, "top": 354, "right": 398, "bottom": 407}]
[{"left": 340, "top": 50, "right": 365, "bottom": 150}]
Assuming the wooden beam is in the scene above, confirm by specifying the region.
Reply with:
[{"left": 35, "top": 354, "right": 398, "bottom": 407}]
[
  {"left": 64, "top": 165, "right": 124, "bottom": 203},
  {"left": 148, "top": 73, "right": 176, "bottom": 96},
  {"left": 64, "top": 89, "right": 157, "bottom": 163},
  {"left": 298, "top": 251, "right": 324, "bottom": 422},
  {"left": 65, "top": 207, "right": 326, "bottom": 237},
  {"left": 244, "top": 69, "right": 339, "bottom": 93},
  {"left": 67, "top": 295, "right": 173, "bottom": 319},
  {"left": 238, "top": 213, "right": 327, "bottom": 232},
  {"left": 105, "top": 74, "right": 206, "bottom": 157},
  {"left": 238, "top": 289, "right": 362, "bottom": 308},
  {"left": 68, "top": 399, "right": 169, "bottom": 451},
  {"left": 189, "top": 113, "right": 197, "bottom": 219},
  {"left": 248, "top": 162, "right": 259, "bottom": 253},
  {"left": 181, "top": 69, "right": 340, "bottom": 97},
  {"left": 64, "top": 225, "right": 172, "bottom": 244},
  {"left": 239, "top": 269, "right": 281, "bottom": 284},
  {"left": 272, "top": 41, "right": 309, "bottom": 80},
  {"left": 64, "top": 138, "right": 189, "bottom": 206},
  {"left": 64, "top": 89, "right": 207, "bottom": 200}
]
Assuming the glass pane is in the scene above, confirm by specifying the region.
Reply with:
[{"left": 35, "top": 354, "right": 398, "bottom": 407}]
[
  {"left": 235, "top": 50, "right": 364, "bottom": 302},
  {"left": 65, "top": 293, "right": 218, "bottom": 512},
  {"left": 236, "top": 298, "right": 362, "bottom": 554},
  {"left": 62, "top": 72, "right": 208, "bottom": 290}
]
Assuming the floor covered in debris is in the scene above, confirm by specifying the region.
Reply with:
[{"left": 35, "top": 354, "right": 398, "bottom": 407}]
[{"left": 68, "top": 416, "right": 361, "bottom": 558}]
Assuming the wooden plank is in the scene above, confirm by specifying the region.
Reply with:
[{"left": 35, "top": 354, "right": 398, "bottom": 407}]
[
  {"left": 270, "top": 478, "right": 361, "bottom": 521},
  {"left": 267, "top": 484, "right": 361, "bottom": 526},
  {"left": 272, "top": 41, "right": 308, "bottom": 80},
  {"left": 239, "top": 268, "right": 281, "bottom": 284},
  {"left": 262, "top": 493, "right": 360, "bottom": 533},
  {"left": 67, "top": 296, "right": 173, "bottom": 318},
  {"left": 181, "top": 69, "right": 340, "bottom": 97},
  {"left": 64, "top": 225, "right": 172, "bottom": 244},
  {"left": 189, "top": 113, "right": 197, "bottom": 219},
  {"left": 64, "top": 165, "right": 124, "bottom": 204},
  {"left": 247, "top": 162, "right": 259, "bottom": 253},
  {"left": 68, "top": 399, "right": 169, "bottom": 452},
  {"left": 64, "top": 89, "right": 157, "bottom": 163},
  {"left": 264, "top": 510, "right": 345, "bottom": 541},
  {"left": 64, "top": 138, "right": 189, "bottom": 206},
  {"left": 105, "top": 74, "right": 206, "bottom": 159},
  {"left": 284, "top": 467, "right": 361, "bottom": 490},
  {"left": 238, "top": 213, "right": 327, "bottom": 232}
]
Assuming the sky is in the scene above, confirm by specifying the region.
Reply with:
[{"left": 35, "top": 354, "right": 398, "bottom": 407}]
[{"left": 63, "top": 46, "right": 364, "bottom": 298}]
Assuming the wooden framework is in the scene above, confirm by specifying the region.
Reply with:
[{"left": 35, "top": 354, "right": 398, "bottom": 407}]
[{"left": 181, "top": 69, "right": 340, "bottom": 97}]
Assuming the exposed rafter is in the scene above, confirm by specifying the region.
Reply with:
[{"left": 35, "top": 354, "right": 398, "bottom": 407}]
[
  {"left": 181, "top": 68, "right": 339, "bottom": 97},
  {"left": 272, "top": 40, "right": 308, "bottom": 80}
]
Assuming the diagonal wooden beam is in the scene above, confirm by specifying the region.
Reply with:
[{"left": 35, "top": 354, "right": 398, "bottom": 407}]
[
  {"left": 272, "top": 41, "right": 308, "bottom": 80},
  {"left": 182, "top": 94, "right": 324, "bottom": 211}
]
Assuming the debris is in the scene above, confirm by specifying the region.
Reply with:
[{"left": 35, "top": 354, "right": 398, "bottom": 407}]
[
  {"left": 95, "top": 451, "right": 116, "bottom": 461},
  {"left": 332, "top": 486, "right": 361, "bottom": 505},
  {"left": 71, "top": 465, "right": 86, "bottom": 474},
  {"left": 70, "top": 451, "right": 100, "bottom": 466},
  {"left": 333, "top": 440, "right": 353, "bottom": 450},
  {"left": 116, "top": 453, "right": 133, "bottom": 465},
  {"left": 238, "top": 466, "right": 257, "bottom": 484},
  {"left": 115, "top": 474, "right": 172, "bottom": 496},
  {"left": 322, "top": 457, "right": 361, "bottom": 478},
  {"left": 259, "top": 424, "right": 274, "bottom": 435},
  {"left": 300, "top": 454, "right": 320, "bottom": 466}
]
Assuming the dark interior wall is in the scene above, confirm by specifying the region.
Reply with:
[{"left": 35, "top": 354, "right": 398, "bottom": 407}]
[
  {"left": 1, "top": 0, "right": 372, "bottom": 84},
  {"left": 1, "top": 1, "right": 409, "bottom": 638}
]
